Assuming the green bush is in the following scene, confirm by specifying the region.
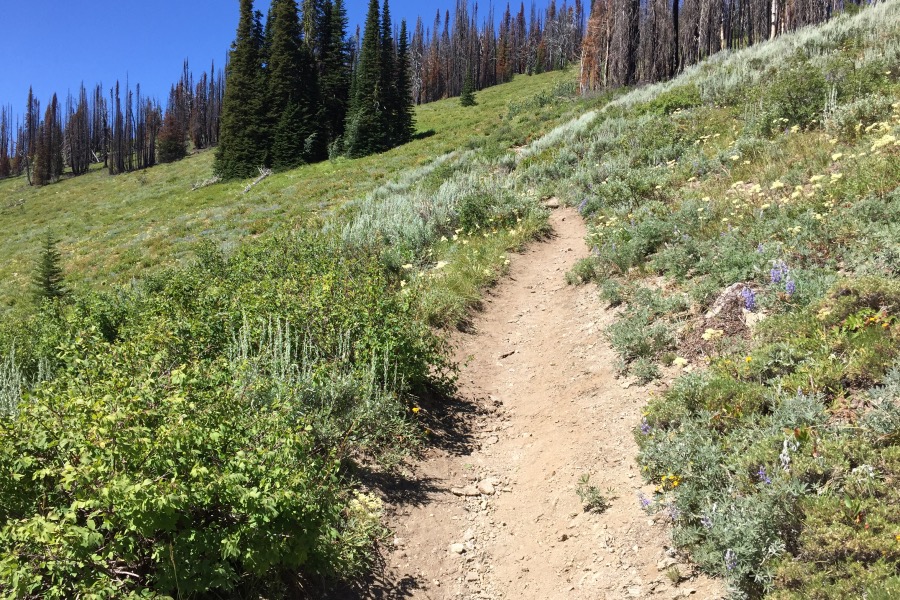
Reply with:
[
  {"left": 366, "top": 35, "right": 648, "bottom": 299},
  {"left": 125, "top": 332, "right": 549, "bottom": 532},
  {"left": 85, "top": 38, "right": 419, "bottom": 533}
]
[
  {"left": 767, "top": 57, "right": 829, "bottom": 131},
  {"left": 0, "top": 233, "right": 449, "bottom": 597}
]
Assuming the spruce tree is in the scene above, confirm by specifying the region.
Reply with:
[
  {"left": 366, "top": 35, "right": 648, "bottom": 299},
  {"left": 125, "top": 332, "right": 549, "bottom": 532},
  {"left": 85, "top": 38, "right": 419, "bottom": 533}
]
[
  {"left": 157, "top": 107, "right": 188, "bottom": 163},
  {"left": 318, "top": 0, "right": 350, "bottom": 150},
  {"left": 460, "top": 69, "right": 477, "bottom": 106},
  {"left": 215, "top": 0, "right": 268, "bottom": 180},
  {"left": 378, "top": 0, "right": 397, "bottom": 147},
  {"left": 394, "top": 20, "right": 415, "bottom": 144},
  {"left": 344, "top": 0, "right": 383, "bottom": 158},
  {"left": 267, "top": 0, "right": 323, "bottom": 168},
  {"left": 32, "top": 232, "right": 67, "bottom": 302}
]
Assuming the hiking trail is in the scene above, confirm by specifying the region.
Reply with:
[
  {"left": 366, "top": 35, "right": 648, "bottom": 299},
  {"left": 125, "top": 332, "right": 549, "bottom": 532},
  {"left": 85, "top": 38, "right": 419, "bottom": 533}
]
[{"left": 353, "top": 208, "right": 724, "bottom": 600}]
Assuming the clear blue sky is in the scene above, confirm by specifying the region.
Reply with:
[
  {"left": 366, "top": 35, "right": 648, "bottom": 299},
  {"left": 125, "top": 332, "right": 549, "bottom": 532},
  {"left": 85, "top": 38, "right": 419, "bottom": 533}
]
[{"left": 0, "top": 0, "right": 507, "bottom": 116}]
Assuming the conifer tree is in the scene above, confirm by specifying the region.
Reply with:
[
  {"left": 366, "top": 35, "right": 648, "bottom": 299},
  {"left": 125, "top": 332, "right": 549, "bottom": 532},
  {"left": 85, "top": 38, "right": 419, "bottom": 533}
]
[
  {"left": 459, "top": 68, "right": 477, "bottom": 106},
  {"left": 378, "top": 0, "right": 397, "bottom": 146},
  {"left": 267, "top": 0, "right": 322, "bottom": 169},
  {"left": 215, "top": 0, "right": 269, "bottom": 180},
  {"left": 394, "top": 20, "right": 416, "bottom": 143},
  {"left": 32, "top": 232, "right": 67, "bottom": 302},
  {"left": 344, "top": 0, "right": 383, "bottom": 157},
  {"left": 318, "top": 0, "right": 350, "bottom": 150},
  {"left": 157, "top": 106, "right": 187, "bottom": 163}
]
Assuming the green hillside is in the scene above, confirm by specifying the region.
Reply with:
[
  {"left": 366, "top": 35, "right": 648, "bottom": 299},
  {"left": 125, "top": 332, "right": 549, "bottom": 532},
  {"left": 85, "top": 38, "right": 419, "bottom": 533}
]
[
  {"left": 533, "top": 3, "right": 900, "bottom": 598},
  {"left": 2, "top": 1, "right": 900, "bottom": 598},
  {"left": 0, "top": 70, "right": 574, "bottom": 313}
]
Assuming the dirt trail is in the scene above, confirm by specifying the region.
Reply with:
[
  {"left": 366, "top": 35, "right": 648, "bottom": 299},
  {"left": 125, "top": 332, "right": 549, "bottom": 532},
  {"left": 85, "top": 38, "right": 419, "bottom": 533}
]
[{"left": 354, "top": 209, "right": 724, "bottom": 600}]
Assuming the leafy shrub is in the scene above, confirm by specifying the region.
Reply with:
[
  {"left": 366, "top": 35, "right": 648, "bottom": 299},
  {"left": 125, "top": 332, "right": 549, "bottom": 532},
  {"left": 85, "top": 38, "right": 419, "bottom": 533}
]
[
  {"left": 825, "top": 93, "right": 895, "bottom": 141},
  {"left": 0, "top": 233, "right": 448, "bottom": 597},
  {"left": 766, "top": 57, "right": 828, "bottom": 131},
  {"left": 640, "top": 84, "right": 703, "bottom": 115}
]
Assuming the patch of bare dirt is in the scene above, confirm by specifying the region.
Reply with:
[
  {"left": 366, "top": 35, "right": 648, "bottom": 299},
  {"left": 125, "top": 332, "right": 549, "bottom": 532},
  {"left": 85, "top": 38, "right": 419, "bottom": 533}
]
[{"left": 334, "top": 208, "right": 725, "bottom": 600}]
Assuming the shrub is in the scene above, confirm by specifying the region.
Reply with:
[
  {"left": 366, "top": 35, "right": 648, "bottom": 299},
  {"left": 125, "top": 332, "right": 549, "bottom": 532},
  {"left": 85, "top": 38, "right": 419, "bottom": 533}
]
[{"left": 767, "top": 57, "right": 828, "bottom": 131}]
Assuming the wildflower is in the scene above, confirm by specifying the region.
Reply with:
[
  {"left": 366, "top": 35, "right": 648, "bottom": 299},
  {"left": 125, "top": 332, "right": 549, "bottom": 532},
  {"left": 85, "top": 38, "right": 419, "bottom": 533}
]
[
  {"left": 761, "top": 203, "right": 771, "bottom": 210},
  {"left": 730, "top": 155, "right": 740, "bottom": 161},
  {"left": 402, "top": 263, "right": 413, "bottom": 270},
  {"left": 640, "top": 418, "right": 651, "bottom": 435},
  {"left": 673, "top": 356, "right": 689, "bottom": 368},
  {"left": 745, "top": 356, "right": 752, "bottom": 363},
  {"left": 400, "top": 281, "right": 407, "bottom": 288},
  {"left": 440, "top": 236, "right": 448, "bottom": 242},
  {"left": 741, "top": 287, "right": 756, "bottom": 311},
  {"left": 700, "top": 513, "right": 713, "bottom": 529},
  {"left": 770, "top": 260, "right": 788, "bottom": 284},
  {"left": 638, "top": 493, "right": 652, "bottom": 510},
  {"left": 434, "top": 261, "right": 448, "bottom": 270},
  {"left": 452, "top": 234, "right": 459, "bottom": 241},
  {"left": 785, "top": 279, "right": 796, "bottom": 296},
  {"left": 412, "top": 407, "right": 420, "bottom": 414},
  {"left": 770, "top": 180, "right": 785, "bottom": 191},
  {"left": 831, "top": 152, "right": 843, "bottom": 161},
  {"left": 756, "top": 243, "right": 765, "bottom": 253},
  {"left": 667, "top": 503, "right": 680, "bottom": 522},
  {"left": 725, "top": 549, "right": 738, "bottom": 572},
  {"left": 757, "top": 466, "right": 772, "bottom": 485},
  {"left": 830, "top": 172, "right": 843, "bottom": 181}
]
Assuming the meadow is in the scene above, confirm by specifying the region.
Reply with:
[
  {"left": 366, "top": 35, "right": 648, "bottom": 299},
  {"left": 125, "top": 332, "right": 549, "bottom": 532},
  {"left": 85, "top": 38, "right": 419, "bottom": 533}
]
[{"left": 0, "top": 70, "right": 574, "bottom": 313}]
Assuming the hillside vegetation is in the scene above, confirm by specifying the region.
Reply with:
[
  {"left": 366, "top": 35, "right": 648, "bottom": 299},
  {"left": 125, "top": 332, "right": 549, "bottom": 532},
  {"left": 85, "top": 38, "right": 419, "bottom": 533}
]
[
  {"left": 535, "top": 3, "right": 899, "bottom": 598},
  {"left": 0, "top": 70, "right": 572, "bottom": 314},
  {"left": 0, "top": 70, "right": 605, "bottom": 598}
]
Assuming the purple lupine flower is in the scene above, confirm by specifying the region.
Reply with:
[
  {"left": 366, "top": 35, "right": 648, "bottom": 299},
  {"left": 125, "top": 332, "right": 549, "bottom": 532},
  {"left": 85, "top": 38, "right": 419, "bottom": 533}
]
[
  {"left": 785, "top": 279, "right": 796, "bottom": 296},
  {"left": 770, "top": 260, "right": 789, "bottom": 284},
  {"left": 578, "top": 199, "right": 589, "bottom": 214},
  {"left": 756, "top": 243, "right": 765, "bottom": 253},
  {"left": 725, "top": 549, "right": 738, "bottom": 571},
  {"left": 640, "top": 418, "right": 651, "bottom": 435},
  {"left": 741, "top": 287, "right": 756, "bottom": 311},
  {"left": 757, "top": 466, "right": 772, "bottom": 485},
  {"left": 638, "top": 493, "right": 652, "bottom": 510},
  {"left": 700, "top": 513, "right": 713, "bottom": 529}
]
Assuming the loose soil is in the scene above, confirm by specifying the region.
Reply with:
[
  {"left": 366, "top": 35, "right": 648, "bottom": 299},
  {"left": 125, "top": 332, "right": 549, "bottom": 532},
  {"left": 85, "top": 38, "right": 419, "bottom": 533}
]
[{"left": 340, "top": 208, "right": 725, "bottom": 600}]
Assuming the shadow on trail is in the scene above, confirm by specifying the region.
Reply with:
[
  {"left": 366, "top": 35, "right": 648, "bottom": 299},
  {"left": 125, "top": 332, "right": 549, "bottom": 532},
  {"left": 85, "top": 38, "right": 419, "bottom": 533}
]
[{"left": 323, "top": 387, "right": 487, "bottom": 599}]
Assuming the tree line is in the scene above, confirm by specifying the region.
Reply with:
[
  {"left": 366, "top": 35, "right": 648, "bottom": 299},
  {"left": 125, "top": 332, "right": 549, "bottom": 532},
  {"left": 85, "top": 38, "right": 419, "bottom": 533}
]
[
  {"left": 580, "top": 0, "right": 871, "bottom": 91},
  {"left": 410, "top": 0, "right": 585, "bottom": 104},
  {"left": 0, "top": 0, "right": 587, "bottom": 185},
  {"left": 0, "top": 61, "right": 224, "bottom": 186}
]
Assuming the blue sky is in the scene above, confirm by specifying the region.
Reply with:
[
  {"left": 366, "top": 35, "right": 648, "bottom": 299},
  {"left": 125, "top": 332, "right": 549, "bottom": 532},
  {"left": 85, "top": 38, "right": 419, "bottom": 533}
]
[{"left": 0, "top": 0, "right": 489, "bottom": 116}]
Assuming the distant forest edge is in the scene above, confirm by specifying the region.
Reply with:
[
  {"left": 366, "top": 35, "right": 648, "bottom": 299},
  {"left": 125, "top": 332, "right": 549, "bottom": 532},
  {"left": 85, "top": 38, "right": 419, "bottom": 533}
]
[{"left": 0, "top": 0, "right": 585, "bottom": 186}]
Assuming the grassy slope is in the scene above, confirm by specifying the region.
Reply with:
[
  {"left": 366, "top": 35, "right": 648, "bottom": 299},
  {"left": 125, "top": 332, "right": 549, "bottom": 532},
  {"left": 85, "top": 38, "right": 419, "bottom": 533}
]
[
  {"left": 517, "top": 3, "right": 900, "bottom": 598},
  {"left": 0, "top": 70, "right": 572, "bottom": 312}
]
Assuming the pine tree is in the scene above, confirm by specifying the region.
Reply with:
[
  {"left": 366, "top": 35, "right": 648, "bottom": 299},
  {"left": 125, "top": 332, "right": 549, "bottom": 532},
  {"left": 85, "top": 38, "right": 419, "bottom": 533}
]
[
  {"left": 378, "top": 0, "right": 397, "bottom": 146},
  {"left": 215, "top": 0, "right": 269, "bottom": 180},
  {"left": 157, "top": 107, "right": 187, "bottom": 163},
  {"left": 459, "top": 68, "right": 477, "bottom": 106},
  {"left": 318, "top": 0, "right": 350, "bottom": 150},
  {"left": 267, "top": 0, "right": 323, "bottom": 168},
  {"left": 32, "top": 232, "right": 67, "bottom": 302},
  {"left": 394, "top": 20, "right": 416, "bottom": 144},
  {"left": 344, "top": 0, "right": 383, "bottom": 158}
]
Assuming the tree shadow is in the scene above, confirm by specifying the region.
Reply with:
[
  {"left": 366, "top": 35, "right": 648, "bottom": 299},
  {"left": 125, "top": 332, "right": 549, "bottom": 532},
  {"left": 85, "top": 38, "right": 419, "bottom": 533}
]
[{"left": 411, "top": 129, "right": 436, "bottom": 141}]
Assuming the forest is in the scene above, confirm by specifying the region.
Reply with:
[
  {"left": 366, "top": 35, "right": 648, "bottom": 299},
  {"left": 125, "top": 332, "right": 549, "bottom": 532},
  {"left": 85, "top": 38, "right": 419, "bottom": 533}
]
[{"left": 0, "top": 0, "right": 584, "bottom": 186}]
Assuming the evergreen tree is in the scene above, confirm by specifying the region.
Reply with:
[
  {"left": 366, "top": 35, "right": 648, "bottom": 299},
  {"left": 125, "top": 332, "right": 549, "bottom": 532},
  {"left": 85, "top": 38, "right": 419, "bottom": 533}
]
[
  {"left": 318, "top": 0, "right": 350, "bottom": 150},
  {"left": 32, "top": 232, "right": 67, "bottom": 302},
  {"left": 460, "top": 68, "right": 477, "bottom": 106},
  {"left": 215, "top": 0, "right": 269, "bottom": 180},
  {"left": 267, "top": 0, "right": 323, "bottom": 168},
  {"left": 157, "top": 107, "right": 188, "bottom": 163},
  {"left": 378, "top": 0, "right": 397, "bottom": 146},
  {"left": 394, "top": 20, "right": 416, "bottom": 143},
  {"left": 344, "top": 0, "right": 383, "bottom": 157}
]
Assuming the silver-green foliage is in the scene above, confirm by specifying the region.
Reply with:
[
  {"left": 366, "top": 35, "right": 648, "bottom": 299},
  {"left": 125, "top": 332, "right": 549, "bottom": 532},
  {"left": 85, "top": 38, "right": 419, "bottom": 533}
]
[{"left": 0, "top": 350, "right": 21, "bottom": 418}]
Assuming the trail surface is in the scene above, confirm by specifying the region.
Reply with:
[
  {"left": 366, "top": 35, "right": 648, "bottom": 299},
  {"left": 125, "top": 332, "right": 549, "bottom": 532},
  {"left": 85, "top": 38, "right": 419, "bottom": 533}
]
[{"left": 356, "top": 209, "right": 723, "bottom": 600}]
